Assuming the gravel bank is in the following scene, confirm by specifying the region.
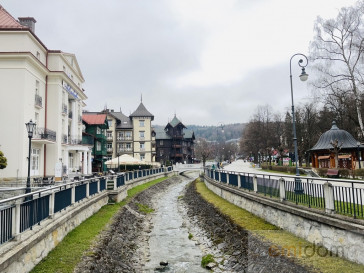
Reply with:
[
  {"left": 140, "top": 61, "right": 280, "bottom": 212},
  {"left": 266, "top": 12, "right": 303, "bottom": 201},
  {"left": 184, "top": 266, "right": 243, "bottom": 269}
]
[{"left": 182, "top": 178, "right": 313, "bottom": 273}]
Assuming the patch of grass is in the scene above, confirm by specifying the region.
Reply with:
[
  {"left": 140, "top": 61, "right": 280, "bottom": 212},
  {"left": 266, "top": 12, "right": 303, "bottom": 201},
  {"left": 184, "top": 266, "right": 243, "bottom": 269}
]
[
  {"left": 188, "top": 233, "right": 193, "bottom": 240},
  {"left": 31, "top": 176, "right": 168, "bottom": 273},
  {"left": 178, "top": 195, "right": 184, "bottom": 200},
  {"left": 201, "top": 254, "right": 215, "bottom": 268},
  {"left": 136, "top": 203, "right": 155, "bottom": 214},
  {"left": 195, "top": 179, "right": 364, "bottom": 273}
]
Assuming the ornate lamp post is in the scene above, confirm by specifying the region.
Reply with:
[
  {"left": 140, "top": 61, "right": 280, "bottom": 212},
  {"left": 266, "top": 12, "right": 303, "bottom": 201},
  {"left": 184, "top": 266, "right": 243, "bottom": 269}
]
[
  {"left": 25, "top": 120, "right": 36, "bottom": 198},
  {"left": 290, "top": 53, "right": 308, "bottom": 194}
]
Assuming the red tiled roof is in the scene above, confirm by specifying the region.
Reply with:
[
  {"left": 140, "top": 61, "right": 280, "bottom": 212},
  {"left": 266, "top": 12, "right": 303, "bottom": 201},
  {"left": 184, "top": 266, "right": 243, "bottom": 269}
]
[
  {"left": 0, "top": 5, "right": 28, "bottom": 29},
  {"left": 82, "top": 114, "right": 107, "bottom": 125}
]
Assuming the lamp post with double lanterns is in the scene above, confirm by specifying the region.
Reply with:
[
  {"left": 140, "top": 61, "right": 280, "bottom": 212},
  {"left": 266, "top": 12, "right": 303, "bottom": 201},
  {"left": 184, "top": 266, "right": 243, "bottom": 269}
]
[
  {"left": 25, "top": 120, "right": 37, "bottom": 199},
  {"left": 289, "top": 53, "right": 308, "bottom": 194}
]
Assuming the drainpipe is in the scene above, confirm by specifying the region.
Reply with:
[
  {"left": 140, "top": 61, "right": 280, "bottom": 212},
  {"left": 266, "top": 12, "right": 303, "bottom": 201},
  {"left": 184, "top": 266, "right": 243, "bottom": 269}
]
[{"left": 44, "top": 51, "right": 48, "bottom": 177}]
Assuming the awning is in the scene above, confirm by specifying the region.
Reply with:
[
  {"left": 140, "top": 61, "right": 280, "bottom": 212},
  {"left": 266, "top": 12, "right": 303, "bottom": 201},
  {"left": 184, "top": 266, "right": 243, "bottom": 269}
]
[{"left": 318, "top": 155, "right": 330, "bottom": 160}]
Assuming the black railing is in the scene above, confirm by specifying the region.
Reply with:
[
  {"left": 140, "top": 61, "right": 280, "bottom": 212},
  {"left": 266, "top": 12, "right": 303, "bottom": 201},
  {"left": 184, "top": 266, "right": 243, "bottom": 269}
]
[
  {"left": 54, "top": 188, "right": 72, "bottom": 213},
  {"left": 33, "top": 127, "right": 57, "bottom": 142},
  {"left": 75, "top": 184, "right": 87, "bottom": 203},
  {"left": 0, "top": 205, "right": 13, "bottom": 244},
  {"left": 62, "top": 103, "right": 68, "bottom": 114},
  {"left": 89, "top": 181, "right": 98, "bottom": 196},
  {"left": 35, "top": 94, "right": 42, "bottom": 108}
]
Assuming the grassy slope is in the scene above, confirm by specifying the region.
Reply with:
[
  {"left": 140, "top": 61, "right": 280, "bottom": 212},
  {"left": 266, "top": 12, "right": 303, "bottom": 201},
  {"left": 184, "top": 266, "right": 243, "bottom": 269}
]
[
  {"left": 31, "top": 176, "right": 168, "bottom": 273},
  {"left": 195, "top": 179, "right": 364, "bottom": 273}
]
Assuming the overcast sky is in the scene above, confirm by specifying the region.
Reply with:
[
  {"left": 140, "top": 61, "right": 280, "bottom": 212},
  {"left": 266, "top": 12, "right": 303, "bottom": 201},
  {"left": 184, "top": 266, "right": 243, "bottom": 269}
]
[{"left": 1, "top": 0, "right": 358, "bottom": 125}]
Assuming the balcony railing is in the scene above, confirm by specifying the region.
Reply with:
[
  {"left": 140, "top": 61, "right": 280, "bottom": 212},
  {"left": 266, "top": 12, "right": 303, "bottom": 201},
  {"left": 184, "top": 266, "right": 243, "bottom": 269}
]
[
  {"left": 62, "top": 134, "right": 68, "bottom": 144},
  {"left": 140, "top": 148, "right": 145, "bottom": 152},
  {"left": 68, "top": 136, "right": 82, "bottom": 145},
  {"left": 62, "top": 104, "right": 67, "bottom": 115},
  {"left": 33, "top": 127, "right": 56, "bottom": 142},
  {"left": 35, "top": 94, "right": 42, "bottom": 108},
  {"left": 118, "top": 148, "right": 132, "bottom": 152},
  {"left": 117, "top": 137, "right": 132, "bottom": 141},
  {"left": 107, "top": 148, "right": 113, "bottom": 152}
]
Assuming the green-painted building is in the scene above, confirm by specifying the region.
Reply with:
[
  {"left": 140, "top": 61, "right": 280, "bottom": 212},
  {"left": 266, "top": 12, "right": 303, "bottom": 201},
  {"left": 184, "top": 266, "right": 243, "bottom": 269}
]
[{"left": 82, "top": 113, "right": 109, "bottom": 172}]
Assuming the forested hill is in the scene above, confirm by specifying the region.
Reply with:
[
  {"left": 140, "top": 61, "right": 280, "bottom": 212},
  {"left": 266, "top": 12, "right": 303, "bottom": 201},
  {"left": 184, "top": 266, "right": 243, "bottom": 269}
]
[{"left": 153, "top": 123, "right": 246, "bottom": 142}]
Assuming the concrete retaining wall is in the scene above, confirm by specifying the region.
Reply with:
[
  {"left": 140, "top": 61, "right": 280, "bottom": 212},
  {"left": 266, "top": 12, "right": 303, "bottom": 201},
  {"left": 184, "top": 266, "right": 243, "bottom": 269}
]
[
  {"left": 0, "top": 172, "right": 173, "bottom": 273},
  {"left": 204, "top": 176, "right": 364, "bottom": 265}
]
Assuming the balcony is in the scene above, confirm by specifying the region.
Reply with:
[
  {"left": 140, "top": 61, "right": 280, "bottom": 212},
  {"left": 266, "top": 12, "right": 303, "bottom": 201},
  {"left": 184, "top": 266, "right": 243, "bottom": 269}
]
[
  {"left": 107, "top": 147, "right": 113, "bottom": 153},
  {"left": 62, "top": 134, "right": 68, "bottom": 144},
  {"left": 172, "top": 144, "right": 182, "bottom": 148},
  {"left": 62, "top": 104, "right": 68, "bottom": 115},
  {"left": 140, "top": 148, "right": 145, "bottom": 152},
  {"left": 117, "top": 137, "right": 132, "bottom": 141},
  {"left": 35, "top": 94, "right": 42, "bottom": 108},
  {"left": 33, "top": 127, "right": 56, "bottom": 144},
  {"left": 118, "top": 148, "right": 132, "bottom": 152},
  {"left": 68, "top": 136, "right": 82, "bottom": 145},
  {"left": 107, "top": 136, "right": 113, "bottom": 141}
]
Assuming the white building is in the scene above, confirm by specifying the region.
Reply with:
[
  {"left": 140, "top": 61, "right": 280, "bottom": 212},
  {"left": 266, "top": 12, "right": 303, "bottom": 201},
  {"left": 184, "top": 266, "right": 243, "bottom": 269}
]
[{"left": 0, "top": 6, "right": 92, "bottom": 181}]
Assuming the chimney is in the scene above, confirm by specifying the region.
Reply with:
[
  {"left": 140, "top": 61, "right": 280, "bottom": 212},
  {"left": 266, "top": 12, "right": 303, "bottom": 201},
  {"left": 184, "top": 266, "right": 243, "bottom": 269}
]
[{"left": 18, "top": 17, "right": 36, "bottom": 32}]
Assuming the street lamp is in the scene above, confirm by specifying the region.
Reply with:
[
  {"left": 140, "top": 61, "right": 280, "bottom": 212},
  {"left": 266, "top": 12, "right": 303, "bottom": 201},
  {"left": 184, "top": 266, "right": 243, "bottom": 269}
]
[
  {"left": 290, "top": 53, "right": 308, "bottom": 194},
  {"left": 357, "top": 141, "right": 361, "bottom": 169},
  {"left": 25, "top": 119, "right": 37, "bottom": 198}
]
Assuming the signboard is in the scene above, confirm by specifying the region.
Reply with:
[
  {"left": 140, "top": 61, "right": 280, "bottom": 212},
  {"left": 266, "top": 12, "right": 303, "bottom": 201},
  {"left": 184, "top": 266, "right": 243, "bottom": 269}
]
[
  {"left": 62, "top": 81, "right": 79, "bottom": 99},
  {"left": 283, "top": 157, "right": 290, "bottom": 166},
  {"left": 55, "top": 162, "right": 62, "bottom": 181}
]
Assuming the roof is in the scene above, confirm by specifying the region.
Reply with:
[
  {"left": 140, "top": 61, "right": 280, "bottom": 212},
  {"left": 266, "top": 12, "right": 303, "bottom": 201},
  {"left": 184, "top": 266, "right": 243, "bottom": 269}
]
[
  {"left": 130, "top": 102, "right": 154, "bottom": 120},
  {"left": 82, "top": 114, "right": 108, "bottom": 128},
  {"left": 184, "top": 129, "right": 195, "bottom": 139},
  {"left": 0, "top": 6, "right": 28, "bottom": 29},
  {"left": 310, "top": 121, "right": 363, "bottom": 151},
  {"left": 111, "top": 112, "right": 133, "bottom": 129},
  {"left": 154, "top": 128, "right": 172, "bottom": 140}
]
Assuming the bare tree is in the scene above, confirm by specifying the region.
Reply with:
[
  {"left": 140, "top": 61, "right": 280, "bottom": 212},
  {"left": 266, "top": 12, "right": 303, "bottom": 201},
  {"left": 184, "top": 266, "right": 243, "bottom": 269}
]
[
  {"left": 194, "top": 138, "right": 214, "bottom": 167},
  {"left": 309, "top": 1, "right": 364, "bottom": 137}
]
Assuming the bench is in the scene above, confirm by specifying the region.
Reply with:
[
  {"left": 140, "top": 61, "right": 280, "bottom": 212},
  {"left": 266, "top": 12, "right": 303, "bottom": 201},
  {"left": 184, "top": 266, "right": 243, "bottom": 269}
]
[{"left": 327, "top": 169, "right": 339, "bottom": 178}]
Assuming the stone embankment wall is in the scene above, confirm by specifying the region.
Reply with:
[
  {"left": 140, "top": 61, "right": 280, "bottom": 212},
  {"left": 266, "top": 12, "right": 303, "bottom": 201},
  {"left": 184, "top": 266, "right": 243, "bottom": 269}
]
[
  {"left": 0, "top": 172, "right": 172, "bottom": 273},
  {"left": 204, "top": 176, "right": 364, "bottom": 265}
]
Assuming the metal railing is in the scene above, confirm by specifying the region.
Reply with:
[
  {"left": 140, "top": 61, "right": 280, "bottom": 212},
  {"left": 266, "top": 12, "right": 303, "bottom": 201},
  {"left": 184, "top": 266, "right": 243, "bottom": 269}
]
[
  {"left": 205, "top": 168, "right": 364, "bottom": 219},
  {"left": 33, "top": 127, "right": 57, "bottom": 142},
  {"left": 34, "top": 94, "right": 42, "bottom": 108},
  {"left": 0, "top": 167, "right": 170, "bottom": 246}
]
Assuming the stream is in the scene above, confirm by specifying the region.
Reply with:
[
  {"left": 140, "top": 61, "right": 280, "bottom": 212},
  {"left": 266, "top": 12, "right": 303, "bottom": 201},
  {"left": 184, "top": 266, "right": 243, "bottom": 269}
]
[{"left": 143, "top": 174, "right": 208, "bottom": 272}]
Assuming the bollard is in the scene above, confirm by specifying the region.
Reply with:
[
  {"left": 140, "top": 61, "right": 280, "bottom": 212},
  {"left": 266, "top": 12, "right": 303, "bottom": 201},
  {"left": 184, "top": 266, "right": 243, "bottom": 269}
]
[
  {"left": 323, "top": 182, "right": 335, "bottom": 214},
  {"left": 253, "top": 175, "right": 258, "bottom": 193},
  {"left": 279, "top": 178, "right": 286, "bottom": 201}
]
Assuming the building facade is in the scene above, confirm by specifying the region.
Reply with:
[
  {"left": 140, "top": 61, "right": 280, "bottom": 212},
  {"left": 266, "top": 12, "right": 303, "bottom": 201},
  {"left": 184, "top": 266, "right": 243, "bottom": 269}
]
[
  {"left": 83, "top": 101, "right": 156, "bottom": 166},
  {"left": 0, "top": 6, "right": 92, "bottom": 181},
  {"left": 155, "top": 115, "right": 195, "bottom": 164}
]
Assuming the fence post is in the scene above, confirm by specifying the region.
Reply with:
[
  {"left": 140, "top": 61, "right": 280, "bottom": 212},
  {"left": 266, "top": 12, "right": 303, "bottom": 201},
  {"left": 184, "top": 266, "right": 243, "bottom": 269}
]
[
  {"left": 219, "top": 171, "right": 221, "bottom": 182},
  {"left": 71, "top": 184, "right": 75, "bottom": 205},
  {"left": 49, "top": 190, "right": 55, "bottom": 219},
  {"left": 323, "top": 182, "right": 335, "bottom": 214},
  {"left": 237, "top": 175, "right": 241, "bottom": 188},
  {"left": 253, "top": 175, "right": 258, "bottom": 192},
  {"left": 226, "top": 172, "right": 230, "bottom": 185},
  {"left": 97, "top": 178, "right": 100, "bottom": 193},
  {"left": 12, "top": 201, "right": 21, "bottom": 240},
  {"left": 279, "top": 178, "right": 286, "bottom": 201},
  {"left": 86, "top": 181, "right": 90, "bottom": 198}
]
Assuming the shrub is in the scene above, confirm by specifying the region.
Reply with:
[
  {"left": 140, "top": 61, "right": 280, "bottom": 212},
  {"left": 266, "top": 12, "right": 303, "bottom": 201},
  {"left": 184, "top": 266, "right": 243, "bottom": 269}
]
[
  {"left": 317, "top": 168, "right": 328, "bottom": 177},
  {"left": 338, "top": 168, "right": 350, "bottom": 178},
  {"left": 354, "top": 169, "right": 364, "bottom": 179},
  {"left": 0, "top": 150, "right": 7, "bottom": 169},
  {"left": 271, "top": 166, "right": 288, "bottom": 172}
]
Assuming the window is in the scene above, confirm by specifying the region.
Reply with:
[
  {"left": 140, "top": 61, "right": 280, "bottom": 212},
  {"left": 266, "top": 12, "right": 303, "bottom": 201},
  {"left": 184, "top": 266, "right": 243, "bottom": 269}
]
[
  {"left": 160, "top": 140, "right": 163, "bottom": 146},
  {"left": 126, "top": 143, "right": 131, "bottom": 150},
  {"left": 139, "top": 120, "right": 145, "bottom": 127},
  {"left": 140, "top": 154, "right": 145, "bottom": 161},
  {"left": 35, "top": 80, "right": 39, "bottom": 95},
  {"left": 96, "top": 127, "right": 101, "bottom": 134},
  {"left": 107, "top": 143, "right": 112, "bottom": 151},
  {"left": 69, "top": 153, "right": 74, "bottom": 169},
  {"left": 107, "top": 131, "right": 112, "bottom": 139},
  {"left": 36, "top": 51, "right": 40, "bottom": 59},
  {"left": 125, "top": 131, "right": 132, "bottom": 139},
  {"left": 107, "top": 120, "right": 112, "bottom": 127},
  {"left": 140, "top": 143, "right": 145, "bottom": 151},
  {"left": 96, "top": 141, "right": 101, "bottom": 151},
  {"left": 31, "top": 149, "right": 40, "bottom": 172},
  {"left": 139, "top": 131, "right": 145, "bottom": 138},
  {"left": 160, "top": 150, "right": 164, "bottom": 156}
]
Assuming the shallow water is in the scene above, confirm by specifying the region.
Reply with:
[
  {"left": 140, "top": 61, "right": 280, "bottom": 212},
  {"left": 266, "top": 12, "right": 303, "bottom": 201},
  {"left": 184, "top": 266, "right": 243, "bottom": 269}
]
[{"left": 143, "top": 175, "right": 208, "bottom": 273}]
